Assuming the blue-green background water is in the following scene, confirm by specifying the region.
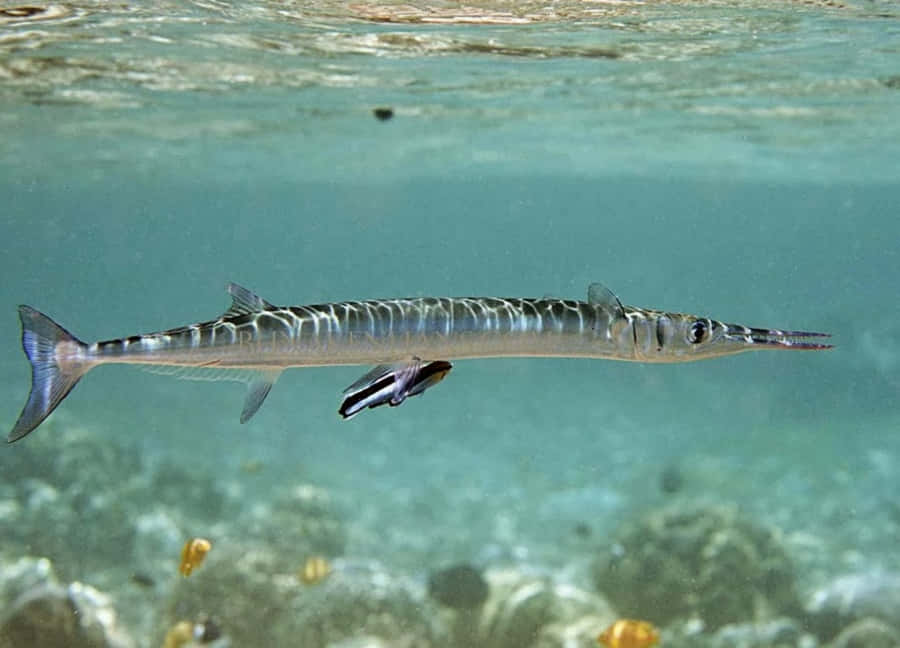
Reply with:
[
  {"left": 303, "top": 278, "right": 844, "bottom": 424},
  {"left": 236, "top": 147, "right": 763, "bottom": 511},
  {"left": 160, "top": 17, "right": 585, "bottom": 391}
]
[{"left": 1, "top": 1, "right": 899, "bottom": 645}]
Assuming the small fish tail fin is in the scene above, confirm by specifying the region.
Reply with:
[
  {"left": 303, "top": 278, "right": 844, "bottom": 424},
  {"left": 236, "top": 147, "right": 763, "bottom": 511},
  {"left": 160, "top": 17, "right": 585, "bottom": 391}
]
[{"left": 9, "top": 306, "right": 90, "bottom": 443}]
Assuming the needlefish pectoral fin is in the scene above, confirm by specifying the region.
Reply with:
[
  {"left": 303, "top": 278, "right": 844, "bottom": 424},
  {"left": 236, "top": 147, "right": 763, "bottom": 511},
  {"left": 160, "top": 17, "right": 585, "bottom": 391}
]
[
  {"left": 339, "top": 358, "right": 452, "bottom": 419},
  {"left": 142, "top": 364, "right": 283, "bottom": 423},
  {"left": 241, "top": 369, "right": 283, "bottom": 423}
]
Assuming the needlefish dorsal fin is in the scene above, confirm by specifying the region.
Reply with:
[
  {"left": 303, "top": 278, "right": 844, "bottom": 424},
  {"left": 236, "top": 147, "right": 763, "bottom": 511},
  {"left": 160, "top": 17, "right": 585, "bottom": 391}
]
[
  {"left": 339, "top": 358, "right": 452, "bottom": 419},
  {"left": 587, "top": 282, "right": 626, "bottom": 319},
  {"left": 223, "top": 282, "right": 275, "bottom": 318}
]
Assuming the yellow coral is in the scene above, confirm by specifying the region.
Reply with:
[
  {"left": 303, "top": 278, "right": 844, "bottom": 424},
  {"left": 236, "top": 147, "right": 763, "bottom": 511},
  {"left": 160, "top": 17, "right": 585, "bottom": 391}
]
[
  {"left": 161, "top": 621, "right": 194, "bottom": 648},
  {"left": 179, "top": 538, "right": 211, "bottom": 577},
  {"left": 298, "top": 556, "right": 331, "bottom": 585}
]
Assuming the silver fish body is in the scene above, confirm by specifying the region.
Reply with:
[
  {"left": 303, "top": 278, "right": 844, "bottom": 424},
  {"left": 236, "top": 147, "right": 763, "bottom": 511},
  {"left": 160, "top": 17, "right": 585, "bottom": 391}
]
[{"left": 8, "top": 282, "right": 831, "bottom": 442}]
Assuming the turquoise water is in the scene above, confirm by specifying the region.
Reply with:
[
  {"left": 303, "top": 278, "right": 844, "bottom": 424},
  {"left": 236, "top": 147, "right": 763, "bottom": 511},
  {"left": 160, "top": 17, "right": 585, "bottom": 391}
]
[{"left": 1, "top": 1, "right": 899, "bottom": 646}]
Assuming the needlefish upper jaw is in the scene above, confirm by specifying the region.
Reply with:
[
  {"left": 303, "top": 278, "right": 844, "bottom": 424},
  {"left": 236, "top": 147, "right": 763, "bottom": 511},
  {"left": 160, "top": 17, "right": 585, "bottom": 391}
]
[{"left": 723, "top": 324, "right": 833, "bottom": 351}]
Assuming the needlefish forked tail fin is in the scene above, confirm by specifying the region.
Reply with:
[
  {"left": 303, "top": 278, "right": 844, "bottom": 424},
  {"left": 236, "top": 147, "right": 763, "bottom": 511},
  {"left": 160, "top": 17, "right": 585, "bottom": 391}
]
[
  {"left": 9, "top": 306, "right": 92, "bottom": 443},
  {"left": 8, "top": 281, "right": 832, "bottom": 443}
]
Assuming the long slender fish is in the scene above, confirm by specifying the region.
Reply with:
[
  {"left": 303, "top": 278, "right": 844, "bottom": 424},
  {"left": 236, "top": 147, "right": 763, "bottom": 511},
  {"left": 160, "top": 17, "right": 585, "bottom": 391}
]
[{"left": 8, "top": 282, "right": 831, "bottom": 442}]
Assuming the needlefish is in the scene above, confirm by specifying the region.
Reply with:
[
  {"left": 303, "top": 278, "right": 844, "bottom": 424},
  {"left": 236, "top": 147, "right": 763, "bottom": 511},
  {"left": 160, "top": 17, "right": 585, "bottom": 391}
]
[{"left": 7, "top": 282, "right": 832, "bottom": 442}]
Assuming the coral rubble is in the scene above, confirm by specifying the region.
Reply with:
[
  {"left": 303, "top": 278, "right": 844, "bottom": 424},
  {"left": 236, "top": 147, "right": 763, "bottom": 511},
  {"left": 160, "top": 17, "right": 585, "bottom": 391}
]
[{"left": 591, "top": 505, "right": 800, "bottom": 630}]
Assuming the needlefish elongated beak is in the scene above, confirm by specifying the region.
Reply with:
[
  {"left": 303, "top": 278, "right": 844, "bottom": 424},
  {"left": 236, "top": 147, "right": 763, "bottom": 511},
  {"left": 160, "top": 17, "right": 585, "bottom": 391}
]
[{"left": 724, "top": 325, "right": 833, "bottom": 350}]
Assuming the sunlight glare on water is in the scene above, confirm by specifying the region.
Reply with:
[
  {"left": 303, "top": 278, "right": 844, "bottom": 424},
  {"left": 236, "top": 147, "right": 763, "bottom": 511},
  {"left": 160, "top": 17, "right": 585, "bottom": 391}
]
[{"left": 2, "top": 0, "right": 899, "bottom": 182}]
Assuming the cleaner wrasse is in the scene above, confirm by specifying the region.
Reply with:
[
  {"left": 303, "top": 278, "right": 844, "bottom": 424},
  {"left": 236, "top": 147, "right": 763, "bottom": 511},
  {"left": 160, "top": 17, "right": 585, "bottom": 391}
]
[{"left": 8, "top": 282, "right": 832, "bottom": 442}]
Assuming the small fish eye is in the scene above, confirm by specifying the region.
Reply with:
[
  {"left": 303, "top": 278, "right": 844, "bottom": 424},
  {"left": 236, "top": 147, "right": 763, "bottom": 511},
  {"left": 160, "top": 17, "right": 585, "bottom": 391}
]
[{"left": 688, "top": 320, "right": 708, "bottom": 344}]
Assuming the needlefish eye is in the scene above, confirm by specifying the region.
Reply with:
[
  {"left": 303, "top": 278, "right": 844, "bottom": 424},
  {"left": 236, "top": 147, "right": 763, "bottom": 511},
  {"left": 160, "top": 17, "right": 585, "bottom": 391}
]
[{"left": 687, "top": 319, "right": 709, "bottom": 344}]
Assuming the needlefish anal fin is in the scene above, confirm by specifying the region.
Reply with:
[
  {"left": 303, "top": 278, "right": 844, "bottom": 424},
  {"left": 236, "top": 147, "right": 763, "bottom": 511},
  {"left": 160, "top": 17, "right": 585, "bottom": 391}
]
[
  {"left": 587, "top": 282, "right": 625, "bottom": 319},
  {"left": 224, "top": 282, "right": 276, "bottom": 318},
  {"left": 339, "top": 358, "right": 453, "bottom": 420},
  {"left": 241, "top": 370, "right": 283, "bottom": 423}
]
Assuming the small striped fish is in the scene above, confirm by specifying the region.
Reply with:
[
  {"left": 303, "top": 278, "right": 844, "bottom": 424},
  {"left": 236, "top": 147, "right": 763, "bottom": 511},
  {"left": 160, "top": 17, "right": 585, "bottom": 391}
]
[{"left": 8, "top": 282, "right": 831, "bottom": 442}]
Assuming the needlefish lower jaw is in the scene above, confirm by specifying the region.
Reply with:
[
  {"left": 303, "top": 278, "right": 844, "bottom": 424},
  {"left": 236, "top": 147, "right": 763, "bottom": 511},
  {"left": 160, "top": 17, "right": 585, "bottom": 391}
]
[{"left": 7, "top": 281, "right": 832, "bottom": 443}]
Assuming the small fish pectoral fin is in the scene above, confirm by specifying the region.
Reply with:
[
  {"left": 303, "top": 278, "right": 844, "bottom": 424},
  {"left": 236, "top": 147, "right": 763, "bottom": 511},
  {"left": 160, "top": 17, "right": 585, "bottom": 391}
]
[
  {"left": 240, "top": 370, "right": 282, "bottom": 424},
  {"left": 224, "top": 282, "right": 276, "bottom": 318},
  {"left": 339, "top": 359, "right": 452, "bottom": 420},
  {"left": 587, "top": 282, "right": 626, "bottom": 319}
]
